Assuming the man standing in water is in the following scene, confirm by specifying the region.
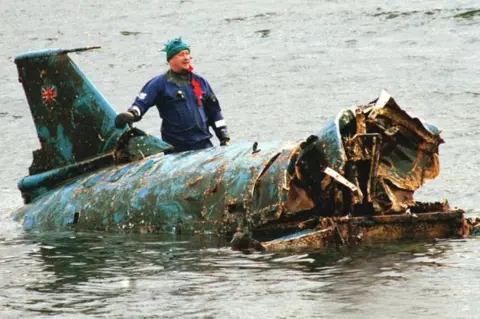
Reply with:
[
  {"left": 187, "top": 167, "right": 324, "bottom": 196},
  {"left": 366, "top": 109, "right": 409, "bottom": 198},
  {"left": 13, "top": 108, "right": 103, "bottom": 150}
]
[{"left": 115, "top": 37, "right": 230, "bottom": 153}]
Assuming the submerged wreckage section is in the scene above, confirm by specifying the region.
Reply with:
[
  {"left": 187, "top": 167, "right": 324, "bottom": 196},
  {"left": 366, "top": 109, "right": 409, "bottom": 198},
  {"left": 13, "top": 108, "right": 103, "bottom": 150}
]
[{"left": 12, "top": 47, "right": 479, "bottom": 251}]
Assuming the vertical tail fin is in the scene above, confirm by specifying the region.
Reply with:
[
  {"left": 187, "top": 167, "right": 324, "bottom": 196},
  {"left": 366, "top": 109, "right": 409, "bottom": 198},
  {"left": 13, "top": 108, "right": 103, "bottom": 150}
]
[{"left": 14, "top": 47, "right": 125, "bottom": 175}]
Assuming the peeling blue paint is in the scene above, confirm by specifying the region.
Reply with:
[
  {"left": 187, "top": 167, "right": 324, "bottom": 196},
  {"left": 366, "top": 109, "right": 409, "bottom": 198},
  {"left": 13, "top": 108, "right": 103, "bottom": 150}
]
[
  {"left": 138, "top": 188, "right": 149, "bottom": 198},
  {"left": 104, "top": 164, "right": 135, "bottom": 183},
  {"left": 37, "top": 125, "right": 51, "bottom": 143},
  {"left": 56, "top": 124, "right": 73, "bottom": 161}
]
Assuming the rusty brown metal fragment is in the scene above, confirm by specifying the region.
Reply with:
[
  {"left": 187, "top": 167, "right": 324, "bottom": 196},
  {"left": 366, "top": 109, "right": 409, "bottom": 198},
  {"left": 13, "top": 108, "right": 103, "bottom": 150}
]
[{"left": 262, "top": 210, "right": 468, "bottom": 252}]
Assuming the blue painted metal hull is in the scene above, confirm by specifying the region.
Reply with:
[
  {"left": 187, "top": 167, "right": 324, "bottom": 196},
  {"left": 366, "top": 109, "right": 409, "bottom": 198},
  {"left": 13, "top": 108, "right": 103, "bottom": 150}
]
[
  {"left": 14, "top": 141, "right": 300, "bottom": 233},
  {"left": 14, "top": 47, "right": 479, "bottom": 249}
]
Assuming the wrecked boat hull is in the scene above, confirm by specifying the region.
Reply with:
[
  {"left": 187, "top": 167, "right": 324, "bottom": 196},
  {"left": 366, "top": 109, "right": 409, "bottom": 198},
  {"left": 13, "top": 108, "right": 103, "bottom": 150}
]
[{"left": 11, "top": 47, "right": 480, "bottom": 251}]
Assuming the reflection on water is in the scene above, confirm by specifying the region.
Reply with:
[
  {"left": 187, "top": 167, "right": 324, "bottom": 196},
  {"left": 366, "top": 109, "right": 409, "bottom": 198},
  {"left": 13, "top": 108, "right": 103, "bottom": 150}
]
[{"left": 1, "top": 228, "right": 471, "bottom": 318}]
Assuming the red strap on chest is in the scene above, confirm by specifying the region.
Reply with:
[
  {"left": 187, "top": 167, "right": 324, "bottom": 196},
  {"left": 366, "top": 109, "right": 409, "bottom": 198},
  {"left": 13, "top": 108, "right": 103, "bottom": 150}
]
[{"left": 191, "top": 78, "right": 203, "bottom": 107}]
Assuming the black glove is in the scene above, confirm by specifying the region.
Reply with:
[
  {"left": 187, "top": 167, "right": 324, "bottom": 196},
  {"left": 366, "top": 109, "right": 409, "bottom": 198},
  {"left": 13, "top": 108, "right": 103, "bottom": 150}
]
[
  {"left": 216, "top": 127, "right": 230, "bottom": 146},
  {"left": 115, "top": 111, "right": 136, "bottom": 129}
]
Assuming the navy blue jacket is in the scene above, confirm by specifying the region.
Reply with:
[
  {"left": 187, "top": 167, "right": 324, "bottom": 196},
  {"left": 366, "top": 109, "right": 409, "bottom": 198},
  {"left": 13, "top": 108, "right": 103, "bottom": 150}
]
[{"left": 129, "top": 70, "right": 226, "bottom": 149}]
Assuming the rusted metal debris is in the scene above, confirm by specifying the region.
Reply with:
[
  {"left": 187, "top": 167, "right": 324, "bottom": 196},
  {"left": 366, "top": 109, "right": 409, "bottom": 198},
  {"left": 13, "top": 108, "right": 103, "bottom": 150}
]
[{"left": 260, "top": 209, "right": 475, "bottom": 252}]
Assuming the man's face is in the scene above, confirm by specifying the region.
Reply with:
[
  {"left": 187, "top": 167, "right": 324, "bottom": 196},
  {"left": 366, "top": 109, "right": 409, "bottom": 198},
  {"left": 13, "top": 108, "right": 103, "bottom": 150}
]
[{"left": 169, "top": 49, "right": 192, "bottom": 73}]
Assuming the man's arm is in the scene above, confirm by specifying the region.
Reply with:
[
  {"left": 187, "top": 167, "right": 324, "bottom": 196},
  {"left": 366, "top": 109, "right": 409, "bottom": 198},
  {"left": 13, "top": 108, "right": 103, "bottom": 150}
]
[
  {"left": 203, "top": 80, "right": 230, "bottom": 145},
  {"left": 115, "top": 76, "right": 162, "bottom": 129}
]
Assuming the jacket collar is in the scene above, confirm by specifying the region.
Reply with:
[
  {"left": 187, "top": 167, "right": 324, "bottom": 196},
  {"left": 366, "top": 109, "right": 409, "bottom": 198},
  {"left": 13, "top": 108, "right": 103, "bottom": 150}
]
[{"left": 165, "top": 69, "right": 192, "bottom": 86}]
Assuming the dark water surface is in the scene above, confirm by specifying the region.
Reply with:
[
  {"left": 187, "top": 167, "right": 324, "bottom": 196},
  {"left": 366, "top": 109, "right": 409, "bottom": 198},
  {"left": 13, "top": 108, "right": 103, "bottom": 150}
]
[{"left": 1, "top": 1, "right": 479, "bottom": 318}]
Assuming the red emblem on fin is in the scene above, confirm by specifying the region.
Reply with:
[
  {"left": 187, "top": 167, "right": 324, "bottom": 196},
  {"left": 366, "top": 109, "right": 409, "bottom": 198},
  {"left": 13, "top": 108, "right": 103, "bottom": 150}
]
[{"left": 42, "top": 86, "right": 57, "bottom": 104}]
